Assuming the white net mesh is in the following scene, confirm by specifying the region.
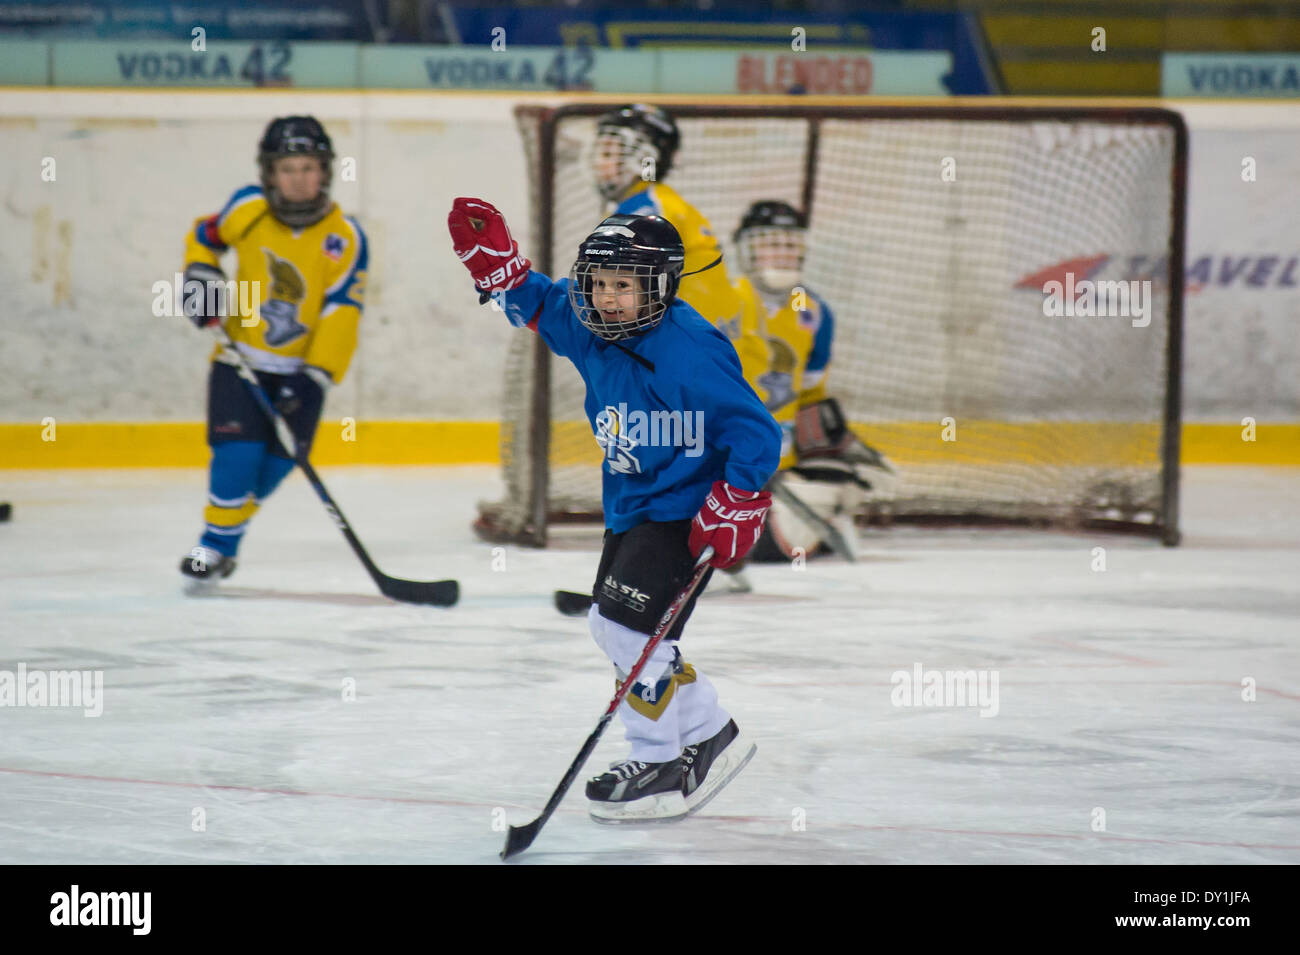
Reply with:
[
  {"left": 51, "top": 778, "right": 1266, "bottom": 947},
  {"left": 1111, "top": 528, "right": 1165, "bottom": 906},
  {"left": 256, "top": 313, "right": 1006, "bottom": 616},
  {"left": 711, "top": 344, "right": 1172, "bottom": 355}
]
[{"left": 481, "top": 105, "right": 1181, "bottom": 545}]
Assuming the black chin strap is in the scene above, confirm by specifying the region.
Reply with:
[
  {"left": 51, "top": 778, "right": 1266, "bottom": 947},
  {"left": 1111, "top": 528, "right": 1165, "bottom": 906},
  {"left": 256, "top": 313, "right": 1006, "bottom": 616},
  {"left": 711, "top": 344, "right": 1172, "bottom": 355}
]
[
  {"left": 681, "top": 255, "right": 723, "bottom": 278},
  {"left": 609, "top": 339, "right": 655, "bottom": 372}
]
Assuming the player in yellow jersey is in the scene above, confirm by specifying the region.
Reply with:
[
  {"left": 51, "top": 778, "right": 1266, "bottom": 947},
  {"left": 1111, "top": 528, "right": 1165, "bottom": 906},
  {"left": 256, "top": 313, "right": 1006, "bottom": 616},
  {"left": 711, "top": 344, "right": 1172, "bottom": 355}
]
[
  {"left": 731, "top": 201, "right": 895, "bottom": 562},
  {"left": 591, "top": 104, "right": 769, "bottom": 385},
  {"left": 178, "top": 116, "right": 367, "bottom": 590},
  {"left": 732, "top": 201, "right": 829, "bottom": 469}
]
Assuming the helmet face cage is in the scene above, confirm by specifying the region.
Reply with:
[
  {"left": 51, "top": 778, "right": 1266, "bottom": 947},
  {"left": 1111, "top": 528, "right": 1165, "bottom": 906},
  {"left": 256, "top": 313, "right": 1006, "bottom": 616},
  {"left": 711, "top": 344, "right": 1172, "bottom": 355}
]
[
  {"left": 569, "top": 261, "right": 670, "bottom": 341},
  {"left": 591, "top": 127, "right": 659, "bottom": 202},
  {"left": 736, "top": 225, "right": 807, "bottom": 293},
  {"left": 258, "top": 117, "right": 335, "bottom": 228}
]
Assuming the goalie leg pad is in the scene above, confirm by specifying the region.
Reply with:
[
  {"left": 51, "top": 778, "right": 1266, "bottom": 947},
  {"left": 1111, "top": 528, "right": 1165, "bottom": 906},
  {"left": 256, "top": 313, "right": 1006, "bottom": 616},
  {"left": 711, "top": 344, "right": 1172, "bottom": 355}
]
[{"left": 751, "top": 472, "right": 856, "bottom": 562}]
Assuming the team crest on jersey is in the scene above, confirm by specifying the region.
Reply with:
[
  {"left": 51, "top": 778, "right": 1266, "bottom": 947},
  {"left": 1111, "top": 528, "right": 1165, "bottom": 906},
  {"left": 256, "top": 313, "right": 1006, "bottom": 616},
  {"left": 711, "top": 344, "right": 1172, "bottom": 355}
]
[
  {"left": 323, "top": 233, "right": 346, "bottom": 261},
  {"left": 758, "top": 337, "right": 797, "bottom": 412},
  {"left": 797, "top": 307, "right": 819, "bottom": 330},
  {"left": 259, "top": 249, "right": 309, "bottom": 346},
  {"left": 594, "top": 405, "right": 642, "bottom": 475}
]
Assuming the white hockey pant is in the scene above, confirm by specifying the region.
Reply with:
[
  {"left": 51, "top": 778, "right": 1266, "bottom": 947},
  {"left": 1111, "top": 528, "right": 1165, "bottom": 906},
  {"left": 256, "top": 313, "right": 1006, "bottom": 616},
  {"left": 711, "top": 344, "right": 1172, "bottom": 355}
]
[{"left": 588, "top": 606, "right": 730, "bottom": 764}]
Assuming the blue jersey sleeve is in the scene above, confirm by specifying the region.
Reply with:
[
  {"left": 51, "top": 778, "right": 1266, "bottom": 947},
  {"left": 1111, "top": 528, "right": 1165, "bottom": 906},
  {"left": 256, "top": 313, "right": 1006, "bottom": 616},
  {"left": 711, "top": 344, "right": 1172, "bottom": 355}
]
[
  {"left": 805, "top": 296, "right": 835, "bottom": 375},
  {"left": 689, "top": 333, "right": 782, "bottom": 493},
  {"left": 497, "top": 271, "right": 587, "bottom": 360}
]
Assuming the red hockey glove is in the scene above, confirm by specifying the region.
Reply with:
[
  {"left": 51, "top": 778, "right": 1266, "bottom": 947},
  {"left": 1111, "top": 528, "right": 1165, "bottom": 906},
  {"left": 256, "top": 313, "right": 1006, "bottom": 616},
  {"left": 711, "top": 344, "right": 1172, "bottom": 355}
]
[
  {"left": 448, "top": 197, "right": 531, "bottom": 299},
  {"left": 689, "top": 480, "right": 773, "bottom": 569}
]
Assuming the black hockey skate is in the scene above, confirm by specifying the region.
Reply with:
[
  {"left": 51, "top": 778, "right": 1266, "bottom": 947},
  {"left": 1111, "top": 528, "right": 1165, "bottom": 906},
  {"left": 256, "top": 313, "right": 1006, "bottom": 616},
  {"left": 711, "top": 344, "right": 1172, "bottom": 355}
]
[
  {"left": 680, "top": 719, "right": 756, "bottom": 815},
  {"left": 179, "top": 545, "right": 237, "bottom": 594},
  {"left": 586, "top": 758, "right": 687, "bottom": 824}
]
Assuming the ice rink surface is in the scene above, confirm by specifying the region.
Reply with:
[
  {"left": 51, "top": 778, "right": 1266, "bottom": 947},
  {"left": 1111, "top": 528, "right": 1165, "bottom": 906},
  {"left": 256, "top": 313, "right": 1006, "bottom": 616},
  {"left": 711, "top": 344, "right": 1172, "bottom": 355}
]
[{"left": 0, "top": 465, "right": 1296, "bottom": 865}]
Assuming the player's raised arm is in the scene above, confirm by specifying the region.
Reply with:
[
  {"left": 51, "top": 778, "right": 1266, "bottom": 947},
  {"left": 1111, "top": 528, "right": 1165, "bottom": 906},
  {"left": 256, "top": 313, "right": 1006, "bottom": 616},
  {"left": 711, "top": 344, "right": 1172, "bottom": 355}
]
[{"left": 447, "top": 196, "right": 583, "bottom": 359}]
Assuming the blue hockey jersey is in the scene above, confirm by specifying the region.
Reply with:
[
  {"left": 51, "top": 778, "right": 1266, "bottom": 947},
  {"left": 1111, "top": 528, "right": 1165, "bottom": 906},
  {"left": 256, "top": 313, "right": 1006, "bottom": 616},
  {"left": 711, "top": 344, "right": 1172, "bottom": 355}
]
[{"left": 499, "top": 271, "right": 782, "bottom": 533}]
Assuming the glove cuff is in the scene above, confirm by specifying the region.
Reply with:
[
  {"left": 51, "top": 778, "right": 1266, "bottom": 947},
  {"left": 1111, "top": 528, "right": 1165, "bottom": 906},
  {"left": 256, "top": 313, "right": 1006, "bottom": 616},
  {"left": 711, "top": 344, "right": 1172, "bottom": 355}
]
[{"left": 722, "top": 482, "right": 760, "bottom": 501}]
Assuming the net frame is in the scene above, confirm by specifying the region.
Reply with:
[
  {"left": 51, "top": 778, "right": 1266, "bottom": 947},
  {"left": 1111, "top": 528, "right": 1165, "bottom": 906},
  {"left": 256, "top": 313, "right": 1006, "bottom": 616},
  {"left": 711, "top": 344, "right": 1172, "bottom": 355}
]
[{"left": 477, "top": 101, "right": 1187, "bottom": 549}]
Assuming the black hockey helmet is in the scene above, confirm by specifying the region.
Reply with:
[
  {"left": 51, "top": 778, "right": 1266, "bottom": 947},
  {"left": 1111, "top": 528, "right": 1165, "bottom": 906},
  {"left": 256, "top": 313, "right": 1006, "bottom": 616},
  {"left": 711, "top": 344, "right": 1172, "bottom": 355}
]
[
  {"left": 734, "top": 199, "right": 808, "bottom": 291},
  {"left": 569, "top": 214, "right": 686, "bottom": 341},
  {"left": 735, "top": 199, "right": 807, "bottom": 239},
  {"left": 257, "top": 115, "right": 335, "bottom": 228},
  {"left": 592, "top": 104, "right": 681, "bottom": 201}
]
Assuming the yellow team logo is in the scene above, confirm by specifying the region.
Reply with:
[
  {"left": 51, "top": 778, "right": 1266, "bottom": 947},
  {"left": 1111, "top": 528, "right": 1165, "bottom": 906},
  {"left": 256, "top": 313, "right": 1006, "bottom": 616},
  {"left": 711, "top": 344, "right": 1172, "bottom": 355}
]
[
  {"left": 260, "top": 249, "right": 308, "bottom": 346},
  {"left": 758, "top": 337, "right": 797, "bottom": 412}
]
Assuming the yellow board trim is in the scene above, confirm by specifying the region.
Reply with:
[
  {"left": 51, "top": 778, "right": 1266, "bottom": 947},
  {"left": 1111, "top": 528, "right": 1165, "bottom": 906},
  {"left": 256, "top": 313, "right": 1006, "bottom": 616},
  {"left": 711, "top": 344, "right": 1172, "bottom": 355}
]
[
  {"left": 0, "top": 420, "right": 501, "bottom": 468},
  {"left": 0, "top": 420, "right": 1295, "bottom": 468}
]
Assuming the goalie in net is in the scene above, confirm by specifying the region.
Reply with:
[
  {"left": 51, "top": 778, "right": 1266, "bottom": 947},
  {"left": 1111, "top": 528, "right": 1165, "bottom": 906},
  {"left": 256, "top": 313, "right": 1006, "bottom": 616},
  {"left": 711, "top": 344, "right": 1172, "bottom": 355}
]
[{"left": 732, "top": 199, "right": 897, "bottom": 562}]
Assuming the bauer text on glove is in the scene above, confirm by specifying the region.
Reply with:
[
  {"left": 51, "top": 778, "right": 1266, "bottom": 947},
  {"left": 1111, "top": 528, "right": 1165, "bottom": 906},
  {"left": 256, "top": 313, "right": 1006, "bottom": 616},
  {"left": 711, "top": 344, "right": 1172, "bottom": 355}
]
[{"left": 689, "top": 480, "right": 773, "bottom": 569}]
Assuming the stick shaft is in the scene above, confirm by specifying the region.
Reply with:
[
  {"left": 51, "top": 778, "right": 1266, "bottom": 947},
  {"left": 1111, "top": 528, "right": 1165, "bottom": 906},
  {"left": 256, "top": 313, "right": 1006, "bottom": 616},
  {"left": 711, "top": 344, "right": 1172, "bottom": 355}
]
[{"left": 208, "top": 327, "right": 457, "bottom": 606}]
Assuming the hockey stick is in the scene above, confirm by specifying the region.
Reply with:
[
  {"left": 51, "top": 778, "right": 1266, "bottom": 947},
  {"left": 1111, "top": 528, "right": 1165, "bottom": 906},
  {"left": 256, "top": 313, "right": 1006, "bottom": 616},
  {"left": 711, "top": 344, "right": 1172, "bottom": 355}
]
[
  {"left": 209, "top": 326, "right": 459, "bottom": 607},
  {"left": 501, "top": 546, "right": 714, "bottom": 860},
  {"left": 554, "top": 589, "right": 592, "bottom": 617},
  {"left": 769, "top": 474, "right": 857, "bottom": 563}
]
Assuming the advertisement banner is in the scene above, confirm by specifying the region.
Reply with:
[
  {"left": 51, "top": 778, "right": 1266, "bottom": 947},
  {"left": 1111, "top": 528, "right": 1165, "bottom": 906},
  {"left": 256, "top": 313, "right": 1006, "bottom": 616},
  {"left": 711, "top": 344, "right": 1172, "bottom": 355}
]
[
  {"left": 361, "top": 45, "right": 651, "bottom": 91},
  {"left": 1163, "top": 53, "right": 1300, "bottom": 98},
  {"left": 359, "top": 44, "right": 953, "bottom": 95},
  {"left": 51, "top": 40, "right": 357, "bottom": 87},
  {"left": 658, "top": 48, "right": 951, "bottom": 96}
]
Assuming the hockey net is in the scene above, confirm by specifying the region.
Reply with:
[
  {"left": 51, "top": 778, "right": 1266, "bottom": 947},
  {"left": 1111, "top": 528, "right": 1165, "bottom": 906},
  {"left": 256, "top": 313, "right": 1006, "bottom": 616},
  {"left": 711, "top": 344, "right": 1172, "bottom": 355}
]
[{"left": 477, "top": 103, "right": 1186, "bottom": 547}]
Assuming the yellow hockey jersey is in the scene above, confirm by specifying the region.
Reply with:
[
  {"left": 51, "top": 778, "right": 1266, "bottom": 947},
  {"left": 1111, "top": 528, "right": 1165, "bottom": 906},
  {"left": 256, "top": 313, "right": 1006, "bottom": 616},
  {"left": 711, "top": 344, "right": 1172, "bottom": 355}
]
[
  {"left": 185, "top": 185, "right": 367, "bottom": 383},
  {"left": 735, "top": 278, "right": 837, "bottom": 468},
  {"left": 613, "top": 182, "right": 769, "bottom": 386}
]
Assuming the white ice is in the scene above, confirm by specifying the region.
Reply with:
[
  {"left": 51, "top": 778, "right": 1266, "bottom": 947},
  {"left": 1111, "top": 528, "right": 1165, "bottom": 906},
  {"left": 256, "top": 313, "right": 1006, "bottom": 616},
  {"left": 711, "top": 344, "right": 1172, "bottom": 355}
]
[{"left": 0, "top": 465, "right": 1297, "bottom": 864}]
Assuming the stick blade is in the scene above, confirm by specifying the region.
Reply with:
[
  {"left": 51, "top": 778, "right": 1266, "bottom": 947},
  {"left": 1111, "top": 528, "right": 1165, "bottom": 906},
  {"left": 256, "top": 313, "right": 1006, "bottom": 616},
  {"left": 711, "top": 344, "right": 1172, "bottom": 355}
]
[
  {"left": 500, "top": 819, "right": 543, "bottom": 860},
  {"left": 378, "top": 576, "right": 460, "bottom": 607},
  {"left": 554, "top": 590, "right": 592, "bottom": 617}
]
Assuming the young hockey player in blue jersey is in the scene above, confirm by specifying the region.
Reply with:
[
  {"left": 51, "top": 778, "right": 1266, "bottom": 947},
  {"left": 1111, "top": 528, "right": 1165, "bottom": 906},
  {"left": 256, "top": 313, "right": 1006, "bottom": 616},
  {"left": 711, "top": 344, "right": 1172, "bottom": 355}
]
[{"left": 449, "top": 197, "right": 781, "bottom": 821}]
